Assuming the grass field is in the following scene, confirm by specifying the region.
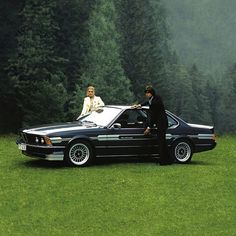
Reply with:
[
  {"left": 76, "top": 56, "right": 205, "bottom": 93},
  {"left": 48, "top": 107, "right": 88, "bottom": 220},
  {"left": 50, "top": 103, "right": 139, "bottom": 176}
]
[{"left": 0, "top": 135, "right": 235, "bottom": 236}]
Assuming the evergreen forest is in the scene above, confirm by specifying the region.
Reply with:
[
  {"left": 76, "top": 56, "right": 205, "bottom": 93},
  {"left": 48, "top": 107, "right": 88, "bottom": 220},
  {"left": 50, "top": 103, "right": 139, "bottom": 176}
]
[{"left": 0, "top": 0, "right": 235, "bottom": 134}]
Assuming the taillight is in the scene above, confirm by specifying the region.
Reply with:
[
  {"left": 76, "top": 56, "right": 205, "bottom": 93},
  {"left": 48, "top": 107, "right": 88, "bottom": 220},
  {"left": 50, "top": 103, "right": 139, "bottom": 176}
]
[{"left": 212, "top": 134, "right": 217, "bottom": 141}]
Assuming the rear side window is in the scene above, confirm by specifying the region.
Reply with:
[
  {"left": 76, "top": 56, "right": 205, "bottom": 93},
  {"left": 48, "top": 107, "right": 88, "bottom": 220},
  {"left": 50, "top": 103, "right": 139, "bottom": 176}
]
[{"left": 167, "top": 115, "right": 178, "bottom": 128}]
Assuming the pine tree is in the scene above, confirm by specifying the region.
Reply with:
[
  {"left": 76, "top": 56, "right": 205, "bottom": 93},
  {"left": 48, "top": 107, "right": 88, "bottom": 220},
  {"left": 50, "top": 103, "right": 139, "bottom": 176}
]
[
  {"left": 117, "top": 0, "right": 170, "bottom": 101},
  {"left": 54, "top": 0, "right": 96, "bottom": 120},
  {"left": 217, "top": 63, "right": 236, "bottom": 133},
  {"left": 0, "top": 1, "right": 24, "bottom": 132},
  {"left": 8, "top": 0, "right": 67, "bottom": 126},
  {"left": 165, "top": 62, "right": 196, "bottom": 123},
  {"left": 189, "top": 64, "right": 212, "bottom": 124},
  {"left": 205, "top": 75, "right": 220, "bottom": 129},
  {"left": 76, "top": 0, "right": 134, "bottom": 107},
  {"left": 55, "top": 0, "right": 98, "bottom": 93}
]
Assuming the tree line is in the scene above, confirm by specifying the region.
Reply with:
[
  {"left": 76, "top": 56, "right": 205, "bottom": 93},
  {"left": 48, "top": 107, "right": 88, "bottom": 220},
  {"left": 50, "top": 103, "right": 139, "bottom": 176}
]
[
  {"left": 165, "top": 0, "right": 236, "bottom": 74},
  {"left": 0, "top": 0, "right": 235, "bottom": 134}
]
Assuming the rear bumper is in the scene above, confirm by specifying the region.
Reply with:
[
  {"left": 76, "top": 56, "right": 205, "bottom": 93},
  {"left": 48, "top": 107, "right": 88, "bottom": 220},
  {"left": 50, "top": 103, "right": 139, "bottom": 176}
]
[{"left": 194, "top": 142, "right": 216, "bottom": 152}]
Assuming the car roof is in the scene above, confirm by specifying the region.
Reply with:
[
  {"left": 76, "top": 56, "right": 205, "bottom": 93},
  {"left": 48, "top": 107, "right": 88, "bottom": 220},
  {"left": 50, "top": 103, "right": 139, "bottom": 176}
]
[
  {"left": 105, "top": 105, "right": 132, "bottom": 109},
  {"left": 104, "top": 105, "right": 186, "bottom": 124},
  {"left": 105, "top": 105, "right": 150, "bottom": 110},
  {"left": 104, "top": 105, "right": 169, "bottom": 112}
]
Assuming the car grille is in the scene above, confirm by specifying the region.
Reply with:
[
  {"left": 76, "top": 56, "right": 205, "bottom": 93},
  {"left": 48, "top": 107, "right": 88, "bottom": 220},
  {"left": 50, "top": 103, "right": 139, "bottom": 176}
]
[
  {"left": 21, "top": 132, "right": 44, "bottom": 145},
  {"left": 20, "top": 132, "right": 28, "bottom": 143}
]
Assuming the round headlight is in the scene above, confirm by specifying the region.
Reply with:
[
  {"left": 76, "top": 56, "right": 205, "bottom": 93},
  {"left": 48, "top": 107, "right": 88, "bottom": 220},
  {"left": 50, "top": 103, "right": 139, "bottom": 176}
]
[
  {"left": 35, "top": 137, "right": 39, "bottom": 143},
  {"left": 41, "top": 138, "right": 45, "bottom": 144}
]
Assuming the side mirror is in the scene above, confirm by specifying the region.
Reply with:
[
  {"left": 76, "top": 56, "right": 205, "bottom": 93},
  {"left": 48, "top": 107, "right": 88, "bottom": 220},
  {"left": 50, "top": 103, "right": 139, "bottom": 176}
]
[{"left": 111, "top": 123, "right": 121, "bottom": 129}]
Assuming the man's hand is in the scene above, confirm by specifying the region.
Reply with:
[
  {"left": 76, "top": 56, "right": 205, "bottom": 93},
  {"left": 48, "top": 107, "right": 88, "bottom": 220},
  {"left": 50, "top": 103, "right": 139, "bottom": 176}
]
[
  {"left": 144, "top": 127, "right": 150, "bottom": 135},
  {"left": 131, "top": 104, "right": 141, "bottom": 109}
]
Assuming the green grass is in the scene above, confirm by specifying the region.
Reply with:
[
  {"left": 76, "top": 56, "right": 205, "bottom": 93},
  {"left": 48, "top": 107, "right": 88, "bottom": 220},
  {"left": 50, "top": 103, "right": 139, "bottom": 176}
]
[{"left": 0, "top": 135, "right": 235, "bottom": 236}]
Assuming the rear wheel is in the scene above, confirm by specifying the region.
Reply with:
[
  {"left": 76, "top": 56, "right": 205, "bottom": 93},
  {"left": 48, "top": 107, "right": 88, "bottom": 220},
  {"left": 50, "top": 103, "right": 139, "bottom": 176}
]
[
  {"left": 65, "top": 140, "right": 94, "bottom": 166},
  {"left": 171, "top": 140, "right": 193, "bottom": 163}
]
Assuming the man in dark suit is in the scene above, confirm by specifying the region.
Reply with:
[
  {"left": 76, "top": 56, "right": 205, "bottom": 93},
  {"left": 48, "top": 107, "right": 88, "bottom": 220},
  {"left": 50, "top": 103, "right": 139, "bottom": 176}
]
[{"left": 134, "top": 85, "right": 173, "bottom": 165}]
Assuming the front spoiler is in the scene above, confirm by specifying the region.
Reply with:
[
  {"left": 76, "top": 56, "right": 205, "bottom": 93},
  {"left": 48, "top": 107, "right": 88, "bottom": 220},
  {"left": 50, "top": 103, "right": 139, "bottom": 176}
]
[
  {"left": 17, "top": 140, "right": 65, "bottom": 161},
  {"left": 22, "top": 151, "right": 64, "bottom": 161}
]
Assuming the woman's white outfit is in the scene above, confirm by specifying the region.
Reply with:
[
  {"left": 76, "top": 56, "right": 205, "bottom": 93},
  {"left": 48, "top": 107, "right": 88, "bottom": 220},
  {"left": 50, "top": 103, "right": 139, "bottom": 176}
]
[{"left": 78, "top": 96, "right": 104, "bottom": 118}]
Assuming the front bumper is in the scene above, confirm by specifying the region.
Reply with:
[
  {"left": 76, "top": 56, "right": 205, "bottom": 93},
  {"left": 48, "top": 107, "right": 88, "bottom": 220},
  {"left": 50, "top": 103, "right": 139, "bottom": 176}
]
[{"left": 17, "top": 141, "right": 64, "bottom": 161}]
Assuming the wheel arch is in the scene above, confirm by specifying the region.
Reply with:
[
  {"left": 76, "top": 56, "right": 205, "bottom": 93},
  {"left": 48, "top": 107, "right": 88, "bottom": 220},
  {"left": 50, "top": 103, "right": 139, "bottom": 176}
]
[
  {"left": 169, "top": 136, "right": 195, "bottom": 151},
  {"left": 65, "top": 136, "right": 96, "bottom": 156},
  {"left": 169, "top": 136, "right": 195, "bottom": 163},
  {"left": 64, "top": 137, "right": 96, "bottom": 166}
]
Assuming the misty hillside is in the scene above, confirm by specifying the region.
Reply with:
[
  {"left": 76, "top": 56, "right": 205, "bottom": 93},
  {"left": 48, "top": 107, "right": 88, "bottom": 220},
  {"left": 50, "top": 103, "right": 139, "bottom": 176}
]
[{"left": 164, "top": 0, "right": 236, "bottom": 74}]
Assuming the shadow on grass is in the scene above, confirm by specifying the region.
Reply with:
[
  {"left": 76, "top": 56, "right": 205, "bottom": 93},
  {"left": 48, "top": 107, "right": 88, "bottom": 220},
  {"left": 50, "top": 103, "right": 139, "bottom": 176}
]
[
  {"left": 18, "top": 157, "right": 157, "bottom": 169},
  {"left": 94, "top": 157, "right": 157, "bottom": 166},
  {"left": 18, "top": 156, "right": 211, "bottom": 169},
  {"left": 19, "top": 159, "right": 67, "bottom": 169},
  {"left": 94, "top": 157, "right": 212, "bottom": 167},
  {"left": 189, "top": 160, "right": 213, "bottom": 165}
]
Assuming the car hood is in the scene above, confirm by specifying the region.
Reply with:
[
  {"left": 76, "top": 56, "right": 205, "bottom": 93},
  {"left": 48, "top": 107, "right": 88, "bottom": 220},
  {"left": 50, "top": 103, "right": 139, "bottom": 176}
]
[{"left": 22, "top": 121, "right": 97, "bottom": 136}]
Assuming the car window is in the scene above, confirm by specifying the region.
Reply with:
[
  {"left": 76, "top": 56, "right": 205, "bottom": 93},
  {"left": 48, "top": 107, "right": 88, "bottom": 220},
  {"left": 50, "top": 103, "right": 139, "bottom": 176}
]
[
  {"left": 115, "top": 109, "right": 147, "bottom": 128},
  {"left": 141, "top": 110, "right": 178, "bottom": 128},
  {"left": 78, "top": 107, "right": 122, "bottom": 127},
  {"left": 167, "top": 115, "right": 178, "bottom": 128}
]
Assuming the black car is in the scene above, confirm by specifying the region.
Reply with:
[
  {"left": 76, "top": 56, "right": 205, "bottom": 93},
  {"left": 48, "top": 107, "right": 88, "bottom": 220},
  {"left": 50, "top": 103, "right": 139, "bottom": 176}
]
[{"left": 17, "top": 105, "right": 216, "bottom": 166}]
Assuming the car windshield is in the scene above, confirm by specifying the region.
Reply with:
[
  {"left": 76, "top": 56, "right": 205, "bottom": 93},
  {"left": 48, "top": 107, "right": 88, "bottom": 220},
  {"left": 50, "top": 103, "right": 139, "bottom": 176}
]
[{"left": 77, "top": 107, "right": 122, "bottom": 127}]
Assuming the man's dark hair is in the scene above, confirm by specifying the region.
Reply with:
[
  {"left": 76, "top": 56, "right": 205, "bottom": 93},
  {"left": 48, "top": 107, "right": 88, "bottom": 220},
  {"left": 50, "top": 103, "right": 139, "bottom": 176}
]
[{"left": 144, "top": 85, "right": 156, "bottom": 96}]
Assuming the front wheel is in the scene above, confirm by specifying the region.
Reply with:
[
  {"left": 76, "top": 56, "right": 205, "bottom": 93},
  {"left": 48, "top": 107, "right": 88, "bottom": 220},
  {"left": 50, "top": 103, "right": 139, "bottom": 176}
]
[
  {"left": 65, "top": 140, "right": 94, "bottom": 166},
  {"left": 171, "top": 140, "right": 193, "bottom": 163}
]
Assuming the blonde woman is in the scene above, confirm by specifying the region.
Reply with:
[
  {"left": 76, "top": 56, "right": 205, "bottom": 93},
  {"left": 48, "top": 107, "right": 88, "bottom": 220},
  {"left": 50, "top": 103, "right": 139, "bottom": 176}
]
[{"left": 78, "top": 86, "right": 104, "bottom": 118}]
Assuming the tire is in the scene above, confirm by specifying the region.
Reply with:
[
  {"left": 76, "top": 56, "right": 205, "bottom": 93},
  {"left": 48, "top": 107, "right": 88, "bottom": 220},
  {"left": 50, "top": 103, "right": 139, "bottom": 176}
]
[
  {"left": 65, "top": 140, "right": 94, "bottom": 166},
  {"left": 171, "top": 140, "right": 193, "bottom": 163}
]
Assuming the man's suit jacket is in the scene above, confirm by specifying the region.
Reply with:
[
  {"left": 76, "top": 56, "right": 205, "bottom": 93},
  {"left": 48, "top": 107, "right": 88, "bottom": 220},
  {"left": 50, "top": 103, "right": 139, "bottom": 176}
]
[
  {"left": 79, "top": 96, "right": 104, "bottom": 118},
  {"left": 141, "top": 95, "right": 168, "bottom": 131}
]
